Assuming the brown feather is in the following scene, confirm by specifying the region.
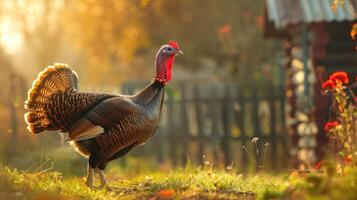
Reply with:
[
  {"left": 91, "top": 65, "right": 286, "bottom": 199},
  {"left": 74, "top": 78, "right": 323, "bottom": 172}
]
[
  {"left": 68, "top": 118, "right": 104, "bottom": 141},
  {"left": 24, "top": 63, "right": 116, "bottom": 134}
]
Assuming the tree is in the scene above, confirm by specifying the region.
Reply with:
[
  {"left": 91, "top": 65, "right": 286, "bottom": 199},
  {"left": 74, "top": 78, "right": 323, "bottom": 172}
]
[{"left": 62, "top": 0, "right": 280, "bottom": 86}]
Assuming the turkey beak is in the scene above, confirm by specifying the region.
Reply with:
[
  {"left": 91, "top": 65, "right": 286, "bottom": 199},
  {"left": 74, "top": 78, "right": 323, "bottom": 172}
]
[{"left": 176, "top": 50, "right": 184, "bottom": 55}]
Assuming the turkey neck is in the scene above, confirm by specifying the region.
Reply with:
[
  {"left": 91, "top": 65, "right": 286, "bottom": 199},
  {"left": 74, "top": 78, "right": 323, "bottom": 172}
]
[{"left": 133, "top": 80, "right": 165, "bottom": 115}]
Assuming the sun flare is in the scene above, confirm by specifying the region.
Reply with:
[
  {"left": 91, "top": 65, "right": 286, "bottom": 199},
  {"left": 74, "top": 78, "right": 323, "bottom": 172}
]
[{"left": 0, "top": 17, "right": 23, "bottom": 54}]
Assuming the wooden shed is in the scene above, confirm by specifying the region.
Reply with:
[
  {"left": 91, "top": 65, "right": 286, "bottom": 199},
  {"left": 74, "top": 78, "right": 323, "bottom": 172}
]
[{"left": 264, "top": 0, "right": 357, "bottom": 168}]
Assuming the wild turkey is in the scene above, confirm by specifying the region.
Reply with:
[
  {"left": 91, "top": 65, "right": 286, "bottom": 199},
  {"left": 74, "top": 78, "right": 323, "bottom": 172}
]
[{"left": 24, "top": 41, "right": 183, "bottom": 189}]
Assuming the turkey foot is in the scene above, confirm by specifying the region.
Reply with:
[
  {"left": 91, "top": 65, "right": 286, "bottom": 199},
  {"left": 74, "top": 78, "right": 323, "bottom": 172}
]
[{"left": 96, "top": 168, "right": 111, "bottom": 190}]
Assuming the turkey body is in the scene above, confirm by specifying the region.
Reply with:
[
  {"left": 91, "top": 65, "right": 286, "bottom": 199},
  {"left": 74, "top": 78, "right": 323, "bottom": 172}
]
[
  {"left": 24, "top": 64, "right": 165, "bottom": 188},
  {"left": 69, "top": 82, "right": 165, "bottom": 170}
]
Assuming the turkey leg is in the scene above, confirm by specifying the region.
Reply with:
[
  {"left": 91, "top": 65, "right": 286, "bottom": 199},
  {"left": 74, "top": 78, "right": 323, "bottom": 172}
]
[
  {"left": 96, "top": 168, "right": 109, "bottom": 189},
  {"left": 85, "top": 164, "right": 94, "bottom": 188}
]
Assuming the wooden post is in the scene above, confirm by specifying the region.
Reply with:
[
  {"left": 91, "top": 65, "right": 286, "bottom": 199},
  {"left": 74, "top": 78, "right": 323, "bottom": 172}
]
[
  {"left": 194, "top": 85, "right": 205, "bottom": 165},
  {"left": 251, "top": 82, "right": 263, "bottom": 169},
  {"left": 154, "top": 128, "right": 164, "bottom": 164},
  {"left": 268, "top": 83, "right": 277, "bottom": 170},
  {"left": 179, "top": 84, "right": 190, "bottom": 167},
  {"left": 221, "top": 85, "right": 232, "bottom": 167},
  {"left": 236, "top": 87, "right": 248, "bottom": 172},
  {"left": 166, "top": 88, "right": 177, "bottom": 167},
  {"left": 209, "top": 85, "right": 220, "bottom": 165}
]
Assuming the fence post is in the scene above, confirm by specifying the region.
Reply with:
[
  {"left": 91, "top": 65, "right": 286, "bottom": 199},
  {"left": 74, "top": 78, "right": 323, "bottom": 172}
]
[
  {"left": 268, "top": 83, "right": 277, "bottom": 170},
  {"left": 208, "top": 85, "right": 220, "bottom": 165},
  {"left": 251, "top": 83, "right": 263, "bottom": 170},
  {"left": 194, "top": 85, "right": 205, "bottom": 165},
  {"left": 221, "top": 85, "right": 232, "bottom": 167},
  {"left": 236, "top": 87, "right": 248, "bottom": 172},
  {"left": 179, "top": 84, "right": 190, "bottom": 167},
  {"left": 154, "top": 129, "right": 164, "bottom": 164},
  {"left": 166, "top": 88, "right": 177, "bottom": 167}
]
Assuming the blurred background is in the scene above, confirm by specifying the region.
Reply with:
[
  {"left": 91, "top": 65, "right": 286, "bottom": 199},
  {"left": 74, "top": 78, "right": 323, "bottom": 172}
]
[{"left": 0, "top": 0, "right": 356, "bottom": 177}]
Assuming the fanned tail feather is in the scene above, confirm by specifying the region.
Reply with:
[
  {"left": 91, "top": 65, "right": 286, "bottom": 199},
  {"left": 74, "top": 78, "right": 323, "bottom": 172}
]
[{"left": 24, "top": 63, "right": 79, "bottom": 134}]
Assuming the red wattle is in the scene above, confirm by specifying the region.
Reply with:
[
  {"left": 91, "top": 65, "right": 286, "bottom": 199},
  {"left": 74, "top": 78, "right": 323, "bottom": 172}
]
[{"left": 165, "top": 56, "right": 174, "bottom": 82}]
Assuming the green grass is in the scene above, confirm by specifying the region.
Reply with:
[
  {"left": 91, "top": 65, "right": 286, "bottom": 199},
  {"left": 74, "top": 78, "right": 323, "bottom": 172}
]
[
  {"left": 0, "top": 165, "right": 286, "bottom": 200},
  {"left": 1, "top": 165, "right": 357, "bottom": 200}
]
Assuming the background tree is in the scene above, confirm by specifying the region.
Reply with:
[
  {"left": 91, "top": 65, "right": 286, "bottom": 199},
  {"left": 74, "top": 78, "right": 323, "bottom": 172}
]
[{"left": 62, "top": 0, "right": 281, "bottom": 87}]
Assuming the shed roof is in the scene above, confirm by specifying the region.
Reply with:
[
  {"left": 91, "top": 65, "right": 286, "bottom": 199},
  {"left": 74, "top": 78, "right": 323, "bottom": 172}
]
[{"left": 266, "top": 0, "right": 357, "bottom": 28}]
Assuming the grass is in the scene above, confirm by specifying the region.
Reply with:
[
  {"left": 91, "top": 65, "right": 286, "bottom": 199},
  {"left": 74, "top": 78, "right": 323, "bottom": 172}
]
[
  {"left": 1, "top": 164, "right": 357, "bottom": 200},
  {"left": 0, "top": 165, "right": 286, "bottom": 200}
]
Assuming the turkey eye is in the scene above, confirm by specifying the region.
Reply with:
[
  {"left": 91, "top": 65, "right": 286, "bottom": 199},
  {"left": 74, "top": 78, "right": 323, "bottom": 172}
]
[{"left": 167, "top": 47, "right": 172, "bottom": 51}]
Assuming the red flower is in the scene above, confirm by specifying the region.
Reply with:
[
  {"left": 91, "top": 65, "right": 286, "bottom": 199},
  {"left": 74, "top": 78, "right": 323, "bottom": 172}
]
[
  {"left": 329, "top": 71, "right": 349, "bottom": 84},
  {"left": 324, "top": 121, "right": 339, "bottom": 132},
  {"left": 343, "top": 155, "right": 352, "bottom": 165},
  {"left": 157, "top": 189, "right": 175, "bottom": 197},
  {"left": 354, "top": 97, "right": 357, "bottom": 103},
  {"left": 218, "top": 24, "right": 231, "bottom": 34},
  {"left": 321, "top": 79, "right": 336, "bottom": 90},
  {"left": 315, "top": 161, "right": 323, "bottom": 170}
]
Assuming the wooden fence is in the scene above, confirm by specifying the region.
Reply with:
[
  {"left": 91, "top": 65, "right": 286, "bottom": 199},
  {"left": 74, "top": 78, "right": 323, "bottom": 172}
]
[{"left": 122, "top": 81, "right": 291, "bottom": 171}]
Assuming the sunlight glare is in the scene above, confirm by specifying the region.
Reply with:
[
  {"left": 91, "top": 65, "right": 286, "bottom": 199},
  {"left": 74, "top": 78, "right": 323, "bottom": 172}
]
[{"left": 0, "top": 17, "right": 23, "bottom": 54}]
